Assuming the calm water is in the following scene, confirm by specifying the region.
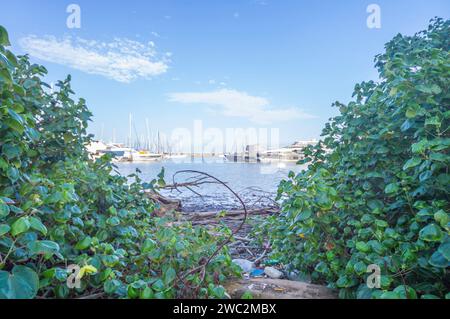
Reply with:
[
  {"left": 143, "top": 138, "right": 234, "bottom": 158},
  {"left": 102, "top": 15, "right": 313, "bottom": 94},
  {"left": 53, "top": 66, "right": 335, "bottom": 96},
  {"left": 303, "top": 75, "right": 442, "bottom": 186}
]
[{"left": 116, "top": 158, "right": 303, "bottom": 212}]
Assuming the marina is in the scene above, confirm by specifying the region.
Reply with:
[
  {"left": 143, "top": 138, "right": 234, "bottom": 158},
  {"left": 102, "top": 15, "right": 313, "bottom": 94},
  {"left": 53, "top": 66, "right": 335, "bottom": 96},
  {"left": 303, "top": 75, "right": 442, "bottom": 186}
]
[{"left": 87, "top": 139, "right": 317, "bottom": 164}]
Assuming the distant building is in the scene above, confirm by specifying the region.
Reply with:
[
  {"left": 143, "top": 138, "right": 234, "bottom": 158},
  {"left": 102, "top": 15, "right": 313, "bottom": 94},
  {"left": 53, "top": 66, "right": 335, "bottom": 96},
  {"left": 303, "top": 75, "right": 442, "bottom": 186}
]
[{"left": 260, "top": 140, "right": 317, "bottom": 162}]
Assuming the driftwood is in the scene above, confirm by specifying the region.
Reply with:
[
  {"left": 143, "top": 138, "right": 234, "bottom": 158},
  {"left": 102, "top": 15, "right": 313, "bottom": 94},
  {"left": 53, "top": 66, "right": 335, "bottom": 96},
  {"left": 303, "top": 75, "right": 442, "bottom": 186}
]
[
  {"left": 186, "top": 208, "right": 278, "bottom": 220},
  {"left": 185, "top": 208, "right": 278, "bottom": 227},
  {"left": 146, "top": 191, "right": 181, "bottom": 216},
  {"left": 224, "top": 278, "right": 337, "bottom": 299}
]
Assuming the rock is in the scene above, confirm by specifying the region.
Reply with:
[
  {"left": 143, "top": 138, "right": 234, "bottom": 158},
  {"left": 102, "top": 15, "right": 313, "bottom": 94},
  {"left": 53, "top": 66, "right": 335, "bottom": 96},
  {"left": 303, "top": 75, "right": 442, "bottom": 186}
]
[
  {"left": 264, "top": 266, "right": 283, "bottom": 279},
  {"left": 224, "top": 278, "right": 338, "bottom": 299},
  {"left": 287, "top": 271, "right": 311, "bottom": 283},
  {"left": 232, "top": 259, "right": 255, "bottom": 273}
]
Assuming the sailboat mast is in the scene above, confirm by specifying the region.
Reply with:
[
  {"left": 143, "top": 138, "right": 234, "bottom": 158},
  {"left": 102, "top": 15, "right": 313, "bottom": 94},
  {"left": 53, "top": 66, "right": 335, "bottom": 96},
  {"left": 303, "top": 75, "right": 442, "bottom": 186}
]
[
  {"left": 145, "top": 118, "right": 151, "bottom": 151},
  {"left": 128, "top": 113, "right": 132, "bottom": 148},
  {"left": 157, "top": 131, "right": 160, "bottom": 154}
]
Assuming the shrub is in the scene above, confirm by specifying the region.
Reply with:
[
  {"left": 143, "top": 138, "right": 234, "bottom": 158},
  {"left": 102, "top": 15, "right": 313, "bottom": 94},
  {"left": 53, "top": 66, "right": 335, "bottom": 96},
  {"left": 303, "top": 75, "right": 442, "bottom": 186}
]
[
  {"left": 0, "top": 26, "right": 238, "bottom": 299},
  {"left": 263, "top": 18, "right": 449, "bottom": 299}
]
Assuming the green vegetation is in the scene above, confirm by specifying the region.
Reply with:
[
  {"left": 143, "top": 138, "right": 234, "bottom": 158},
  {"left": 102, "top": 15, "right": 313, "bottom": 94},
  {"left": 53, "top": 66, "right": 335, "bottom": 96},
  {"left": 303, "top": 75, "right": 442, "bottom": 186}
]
[
  {"left": 1, "top": 18, "right": 448, "bottom": 300},
  {"left": 261, "top": 18, "right": 449, "bottom": 299},
  {"left": 0, "top": 26, "right": 238, "bottom": 299}
]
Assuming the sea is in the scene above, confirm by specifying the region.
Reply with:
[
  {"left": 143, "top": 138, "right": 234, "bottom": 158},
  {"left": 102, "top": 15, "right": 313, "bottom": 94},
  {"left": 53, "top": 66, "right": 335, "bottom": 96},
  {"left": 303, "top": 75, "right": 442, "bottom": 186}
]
[{"left": 115, "top": 158, "right": 304, "bottom": 212}]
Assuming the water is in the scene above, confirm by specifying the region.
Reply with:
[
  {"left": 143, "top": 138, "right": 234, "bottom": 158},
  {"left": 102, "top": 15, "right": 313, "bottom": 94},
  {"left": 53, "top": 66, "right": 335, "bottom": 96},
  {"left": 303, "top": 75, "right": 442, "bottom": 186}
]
[{"left": 115, "top": 158, "right": 303, "bottom": 212}]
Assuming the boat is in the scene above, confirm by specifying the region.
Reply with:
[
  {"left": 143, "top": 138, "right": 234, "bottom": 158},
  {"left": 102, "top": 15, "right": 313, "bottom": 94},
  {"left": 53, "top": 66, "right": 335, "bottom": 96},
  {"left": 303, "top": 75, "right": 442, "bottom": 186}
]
[
  {"left": 224, "top": 145, "right": 261, "bottom": 163},
  {"left": 129, "top": 150, "right": 163, "bottom": 162}
]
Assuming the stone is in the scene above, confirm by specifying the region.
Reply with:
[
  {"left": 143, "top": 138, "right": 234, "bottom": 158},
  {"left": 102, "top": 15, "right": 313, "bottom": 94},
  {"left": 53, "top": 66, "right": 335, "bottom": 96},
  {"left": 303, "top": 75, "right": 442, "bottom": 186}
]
[
  {"left": 287, "top": 271, "right": 311, "bottom": 283},
  {"left": 264, "top": 266, "right": 283, "bottom": 279},
  {"left": 224, "top": 278, "right": 338, "bottom": 299},
  {"left": 232, "top": 259, "right": 255, "bottom": 273}
]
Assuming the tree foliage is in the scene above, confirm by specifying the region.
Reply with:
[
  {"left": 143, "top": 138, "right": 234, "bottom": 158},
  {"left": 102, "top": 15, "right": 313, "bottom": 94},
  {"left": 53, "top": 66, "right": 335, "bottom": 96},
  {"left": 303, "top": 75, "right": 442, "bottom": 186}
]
[
  {"left": 264, "top": 18, "right": 449, "bottom": 299},
  {"left": 0, "top": 26, "right": 238, "bottom": 299}
]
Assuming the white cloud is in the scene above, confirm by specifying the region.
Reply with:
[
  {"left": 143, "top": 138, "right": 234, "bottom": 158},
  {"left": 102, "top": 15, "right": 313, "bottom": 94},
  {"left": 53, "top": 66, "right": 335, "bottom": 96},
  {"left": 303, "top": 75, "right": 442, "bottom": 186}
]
[
  {"left": 254, "top": 0, "right": 269, "bottom": 5},
  {"left": 19, "top": 35, "right": 170, "bottom": 83},
  {"left": 168, "top": 89, "right": 316, "bottom": 124}
]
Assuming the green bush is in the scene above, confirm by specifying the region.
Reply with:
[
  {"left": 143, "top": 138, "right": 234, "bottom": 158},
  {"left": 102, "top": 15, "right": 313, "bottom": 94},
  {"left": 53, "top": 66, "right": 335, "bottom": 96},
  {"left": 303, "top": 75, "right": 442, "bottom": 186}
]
[
  {"left": 263, "top": 18, "right": 449, "bottom": 299},
  {"left": 0, "top": 26, "right": 238, "bottom": 299}
]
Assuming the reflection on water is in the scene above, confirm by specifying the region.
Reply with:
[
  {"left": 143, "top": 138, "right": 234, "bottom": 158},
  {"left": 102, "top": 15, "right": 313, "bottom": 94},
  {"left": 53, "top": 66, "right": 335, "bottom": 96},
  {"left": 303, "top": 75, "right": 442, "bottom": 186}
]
[{"left": 116, "top": 158, "right": 304, "bottom": 212}]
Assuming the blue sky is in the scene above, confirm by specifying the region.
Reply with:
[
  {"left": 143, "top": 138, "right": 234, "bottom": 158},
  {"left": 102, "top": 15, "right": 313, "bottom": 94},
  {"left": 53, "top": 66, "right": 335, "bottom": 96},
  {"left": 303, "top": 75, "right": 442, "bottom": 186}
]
[{"left": 1, "top": 0, "right": 449, "bottom": 148}]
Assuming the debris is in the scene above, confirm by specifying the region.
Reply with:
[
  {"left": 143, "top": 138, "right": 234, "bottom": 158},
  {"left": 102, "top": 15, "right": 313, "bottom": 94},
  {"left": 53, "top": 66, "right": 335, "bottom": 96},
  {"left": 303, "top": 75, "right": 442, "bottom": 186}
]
[
  {"left": 264, "top": 259, "right": 280, "bottom": 266},
  {"left": 250, "top": 269, "right": 265, "bottom": 277},
  {"left": 264, "top": 266, "right": 283, "bottom": 279},
  {"left": 232, "top": 259, "right": 255, "bottom": 273}
]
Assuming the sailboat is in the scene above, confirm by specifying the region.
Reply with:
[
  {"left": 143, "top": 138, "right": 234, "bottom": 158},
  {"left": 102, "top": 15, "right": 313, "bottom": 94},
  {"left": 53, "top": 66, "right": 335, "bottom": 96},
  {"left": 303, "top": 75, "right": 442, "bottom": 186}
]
[{"left": 124, "top": 114, "right": 163, "bottom": 162}]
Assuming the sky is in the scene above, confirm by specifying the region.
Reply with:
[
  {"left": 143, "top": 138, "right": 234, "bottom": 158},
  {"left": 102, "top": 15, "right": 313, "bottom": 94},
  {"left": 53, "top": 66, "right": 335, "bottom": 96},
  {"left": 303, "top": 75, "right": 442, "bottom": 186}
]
[{"left": 0, "top": 0, "right": 449, "bottom": 150}]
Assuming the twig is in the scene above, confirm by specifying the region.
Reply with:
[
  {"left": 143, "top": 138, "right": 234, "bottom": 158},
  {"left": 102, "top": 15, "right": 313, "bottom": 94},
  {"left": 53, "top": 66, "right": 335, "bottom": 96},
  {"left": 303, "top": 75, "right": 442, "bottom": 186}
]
[
  {"left": 172, "top": 170, "right": 248, "bottom": 287},
  {"left": 253, "top": 248, "right": 268, "bottom": 265}
]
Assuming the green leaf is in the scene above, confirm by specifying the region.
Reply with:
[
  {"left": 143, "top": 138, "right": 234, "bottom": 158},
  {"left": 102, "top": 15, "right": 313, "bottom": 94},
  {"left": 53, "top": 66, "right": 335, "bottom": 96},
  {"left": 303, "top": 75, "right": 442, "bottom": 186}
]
[
  {"left": 380, "top": 291, "right": 400, "bottom": 299},
  {"left": 429, "top": 152, "right": 447, "bottom": 162},
  {"left": 417, "top": 84, "right": 442, "bottom": 95},
  {"left": 27, "top": 240, "right": 60, "bottom": 256},
  {"left": 295, "top": 209, "right": 312, "bottom": 222},
  {"left": 429, "top": 251, "right": 449, "bottom": 268},
  {"left": 29, "top": 217, "right": 47, "bottom": 235},
  {"left": 2, "top": 144, "right": 21, "bottom": 160},
  {"left": 0, "top": 266, "right": 39, "bottom": 299},
  {"left": 353, "top": 262, "right": 367, "bottom": 275},
  {"left": 0, "top": 224, "right": 10, "bottom": 236},
  {"left": 393, "top": 285, "right": 417, "bottom": 299},
  {"left": 164, "top": 267, "right": 176, "bottom": 285},
  {"left": 140, "top": 286, "right": 154, "bottom": 299},
  {"left": 419, "top": 224, "right": 443, "bottom": 242},
  {"left": 0, "top": 201, "right": 10, "bottom": 218},
  {"left": 142, "top": 238, "right": 157, "bottom": 253},
  {"left": 405, "top": 107, "right": 417, "bottom": 119},
  {"left": 74, "top": 236, "right": 92, "bottom": 250},
  {"left": 403, "top": 157, "right": 422, "bottom": 170},
  {"left": 104, "top": 279, "right": 121, "bottom": 294},
  {"left": 0, "top": 26, "right": 11, "bottom": 46},
  {"left": 106, "top": 217, "right": 120, "bottom": 226},
  {"left": 336, "top": 275, "right": 358, "bottom": 288},
  {"left": 10, "top": 217, "right": 30, "bottom": 237},
  {"left": 6, "top": 109, "right": 25, "bottom": 134},
  {"left": 355, "top": 242, "right": 370, "bottom": 253},
  {"left": 438, "top": 242, "right": 450, "bottom": 261},
  {"left": 384, "top": 183, "right": 399, "bottom": 194},
  {"left": 6, "top": 167, "right": 19, "bottom": 183},
  {"left": 425, "top": 117, "right": 441, "bottom": 127},
  {"left": 375, "top": 220, "right": 388, "bottom": 228}
]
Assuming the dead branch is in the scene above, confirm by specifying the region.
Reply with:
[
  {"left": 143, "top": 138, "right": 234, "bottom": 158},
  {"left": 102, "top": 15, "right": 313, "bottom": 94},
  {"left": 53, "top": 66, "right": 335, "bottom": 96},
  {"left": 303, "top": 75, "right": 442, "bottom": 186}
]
[{"left": 171, "top": 170, "right": 249, "bottom": 289}]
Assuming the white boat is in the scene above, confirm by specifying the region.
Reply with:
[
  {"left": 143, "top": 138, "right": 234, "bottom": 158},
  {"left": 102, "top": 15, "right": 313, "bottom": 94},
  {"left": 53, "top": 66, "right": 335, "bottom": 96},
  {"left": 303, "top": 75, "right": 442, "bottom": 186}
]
[
  {"left": 128, "top": 150, "right": 163, "bottom": 162},
  {"left": 224, "top": 145, "right": 261, "bottom": 163},
  {"left": 96, "top": 144, "right": 134, "bottom": 161}
]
